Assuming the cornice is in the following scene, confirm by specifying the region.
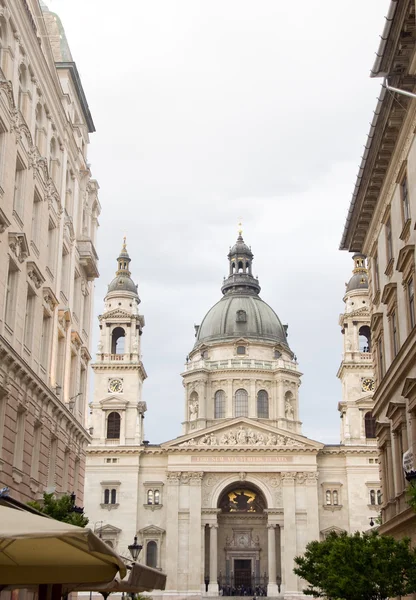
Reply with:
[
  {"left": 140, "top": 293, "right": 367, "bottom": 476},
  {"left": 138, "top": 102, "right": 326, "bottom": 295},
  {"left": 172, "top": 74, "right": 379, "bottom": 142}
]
[{"left": 319, "top": 445, "right": 379, "bottom": 456}]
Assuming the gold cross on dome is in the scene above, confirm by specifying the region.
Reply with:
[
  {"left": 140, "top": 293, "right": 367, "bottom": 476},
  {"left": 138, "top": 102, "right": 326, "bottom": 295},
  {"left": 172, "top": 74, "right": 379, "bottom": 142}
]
[{"left": 238, "top": 221, "right": 243, "bottom": 236}]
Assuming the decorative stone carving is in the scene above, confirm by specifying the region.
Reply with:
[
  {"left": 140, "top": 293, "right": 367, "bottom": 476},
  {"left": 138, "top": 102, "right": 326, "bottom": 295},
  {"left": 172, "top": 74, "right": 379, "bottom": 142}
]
[
  {"left": 138, "top": 401, "right": 147, "bottom": 415},
  {"left": 9, "top": 232, "right": 29, "bottom": 263},
  {"left": 285, "top": 398, "right": 294, "bottom": 419},
  {"left": 166, "top": 471, "right": 181, "bottom": 483},
  {"left": 27, "top": 261, "right": 45, "bottom": 289},
  {"left": 179, "top": 426, "right": 305, "bottom": 447},
  {"left": 226, "top": 530, "right": 260, "bottom": 549},
  {"left": 0, "top": 208, "right": 10, "bottom": 233},
  {"left": 189, "top": 399, "right": 198, "bottom": 421},
  {"left": 281, "top": 471, "right": 297, "bottom": 483}
]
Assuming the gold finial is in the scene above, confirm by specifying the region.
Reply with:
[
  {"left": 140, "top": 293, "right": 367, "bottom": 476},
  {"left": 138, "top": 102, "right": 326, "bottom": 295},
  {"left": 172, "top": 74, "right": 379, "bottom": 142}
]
[
  {"left": 122, "top": 235, "right": 127, "bottom": 251},
  {"left": 238, "top": 221, "right": 243, "bottom": 236}
]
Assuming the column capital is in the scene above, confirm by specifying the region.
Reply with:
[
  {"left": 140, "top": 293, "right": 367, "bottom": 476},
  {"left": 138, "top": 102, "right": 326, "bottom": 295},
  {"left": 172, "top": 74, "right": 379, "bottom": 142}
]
[
  {"left": 210, "top": 523, "right": 219, "bottom": 529},
  {"left": 267, "top": 523, "right": 276, "bottom": 530}
]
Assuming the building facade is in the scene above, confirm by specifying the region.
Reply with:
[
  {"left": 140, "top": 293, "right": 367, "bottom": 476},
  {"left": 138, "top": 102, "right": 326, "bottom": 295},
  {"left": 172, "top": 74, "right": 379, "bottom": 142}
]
[
  {"left": 0, "top": 0, "right": 99, "bottom": 503},
  {"left": 340, "top": 0, "right": 416, "bottom": 542},
  {"left": 85, "top": 235, "right": 380, "bottom": 600}
]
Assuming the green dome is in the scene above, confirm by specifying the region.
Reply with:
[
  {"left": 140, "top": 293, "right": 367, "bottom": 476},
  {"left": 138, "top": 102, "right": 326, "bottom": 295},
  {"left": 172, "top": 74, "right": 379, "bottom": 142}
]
[{"left": 195, "top": 294, "right": 289, "bottom": 347}]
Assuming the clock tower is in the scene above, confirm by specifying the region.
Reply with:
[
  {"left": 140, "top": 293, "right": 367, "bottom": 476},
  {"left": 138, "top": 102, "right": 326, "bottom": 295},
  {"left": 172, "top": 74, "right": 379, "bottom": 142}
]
[
  {"left": 337, "top": 254, "right": 376, "bottom": 446},
  {"left": 89, "top": 239, "right": 147, "bottom": 446}
]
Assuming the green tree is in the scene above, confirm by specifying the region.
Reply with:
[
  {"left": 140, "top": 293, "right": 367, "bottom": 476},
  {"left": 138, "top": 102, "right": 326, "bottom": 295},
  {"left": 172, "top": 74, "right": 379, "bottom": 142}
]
[
  {"left": 28, "top": 492, "right": 89, "bottom": 527},
  {"left": 294, "top": 530, "right": 416, "bottom": 600}
]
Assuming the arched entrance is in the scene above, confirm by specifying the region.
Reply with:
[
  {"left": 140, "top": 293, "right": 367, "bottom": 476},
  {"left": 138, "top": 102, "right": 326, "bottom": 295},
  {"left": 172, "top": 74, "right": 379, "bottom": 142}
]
[{"left": 217, "top": 483, "right": 268, "bottom": 596}]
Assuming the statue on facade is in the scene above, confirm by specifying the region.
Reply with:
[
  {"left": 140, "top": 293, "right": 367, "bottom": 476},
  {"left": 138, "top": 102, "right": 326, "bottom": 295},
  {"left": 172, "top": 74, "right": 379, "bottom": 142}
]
[
  {"left": 285, "top": 398, "right": 294, "bottom": 419},
  {"left": 189, "top": 400, "right": 199, "bottom": 421}
]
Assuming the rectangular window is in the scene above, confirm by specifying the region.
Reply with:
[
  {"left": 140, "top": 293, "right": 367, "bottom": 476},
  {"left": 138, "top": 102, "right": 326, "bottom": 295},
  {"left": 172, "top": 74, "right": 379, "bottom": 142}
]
[
  {"left": 73, "top": 273, "right": 81, "bottom": 322},
  {"left": 401, "top": 175, "right": 411, "bottom": 222},
  {"left": 61, "top": 246, "right": 70, "bottom": 300},
  {"left": 373, "top": 254, "right": 380, "bottom": 294},
  {"left": 40, "top": 312, "right": 52, "bottom": 370},
  {"left": 48, "top": 436, "right": 57, "bottom": 487},
  {"left": 377, "top": 337, "right": 385, "bottom": 379},
  {"left": 4, "top": 260, "right": 19, "bottom": 329},
  {"left": 56, "top": 334, "right": 66, "bottom": 389},
  {"left": 30, "top": 423, "right": 42, "bottom": 481},
  {"left": 23, "top": 285, "right": 37, "bottom": 350},
  {"left": 408, "top": 278, "right": 415, "bottom": 330},
  {"left": 47, "top": 218, "right": 57, "bottom": 276},
  {"left": 386, "top": 218, "right": 393, "bottom": 263},
  {"left": 391, "top": 311, "right": 399, "bottom": 358},
  {"left": 82, "top": 288, "right": 90, "bottom": 337},
  {"left": 13, "top": 410, "right": 26, "bottom": 471},
  {"left": 31, "top": 190, "right": 43, "bottom": 250},
  {"left": 13, "top": 155, "right": 26, "bottom": 219}
]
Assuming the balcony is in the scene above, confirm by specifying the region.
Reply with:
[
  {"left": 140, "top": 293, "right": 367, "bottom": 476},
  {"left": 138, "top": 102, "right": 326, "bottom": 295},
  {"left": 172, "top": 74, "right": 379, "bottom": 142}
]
[
  {"left": 77, "top": 237, "right": 99, "bottom": 279},
  {"left": 184, "top": 358, "right": 299, "bottom": 372}
]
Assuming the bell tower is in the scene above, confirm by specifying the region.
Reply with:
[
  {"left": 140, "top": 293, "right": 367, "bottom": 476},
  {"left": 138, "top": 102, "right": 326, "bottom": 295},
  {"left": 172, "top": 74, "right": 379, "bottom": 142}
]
[
  {"left": 337, "top": 254, "right": 376, "bottom": 446},
  {"left": 89, "top": 239, "right": 147, "bottom": 446}
]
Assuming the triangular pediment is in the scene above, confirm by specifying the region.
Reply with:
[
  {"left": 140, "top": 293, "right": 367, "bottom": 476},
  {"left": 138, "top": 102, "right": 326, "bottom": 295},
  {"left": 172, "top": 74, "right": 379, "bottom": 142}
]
[
  {"left": 99, "top": 395, "right": 129, "bottom": 409},
  {"left": 139, "top": 525, "right": 165, "bottom": 535},
  {"left": 97, "top": 524, "right": 122, "bottom": 534},
  {"left": 163, "top": 417, "right": 322, "bottom": 450}
]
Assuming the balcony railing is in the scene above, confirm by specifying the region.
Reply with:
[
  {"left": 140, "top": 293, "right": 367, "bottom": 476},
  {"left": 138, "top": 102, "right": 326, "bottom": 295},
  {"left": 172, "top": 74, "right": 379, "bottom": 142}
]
[
  {"left": 185, "top": 358, "right": 298, "bottom": 372},
  {"left": 96, "top": 352, "right": 140, "bottom": 363}
]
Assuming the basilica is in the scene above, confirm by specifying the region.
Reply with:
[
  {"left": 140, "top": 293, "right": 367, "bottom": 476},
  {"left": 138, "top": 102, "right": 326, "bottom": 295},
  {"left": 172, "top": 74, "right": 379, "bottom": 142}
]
[{"left": 84, "top": 234, "right": 380, "bottom": 600}]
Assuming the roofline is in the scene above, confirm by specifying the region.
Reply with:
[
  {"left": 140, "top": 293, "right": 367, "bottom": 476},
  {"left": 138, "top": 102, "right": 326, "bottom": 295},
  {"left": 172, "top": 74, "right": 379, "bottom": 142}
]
[
  {"left": 370, "top": 0, "right": 399, "bottom": 77},
  {"left": 55, "top": 61, "right": 95, "bottom": 133},
  {"left": 339, "top": 83, "right": 387, "bottom": 251}
]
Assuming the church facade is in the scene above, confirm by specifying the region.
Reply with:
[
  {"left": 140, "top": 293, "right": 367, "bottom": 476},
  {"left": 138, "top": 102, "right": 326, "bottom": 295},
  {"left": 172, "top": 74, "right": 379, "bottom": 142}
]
[{"left": 85, "top": 236, "right": 380, "bottom": 600}]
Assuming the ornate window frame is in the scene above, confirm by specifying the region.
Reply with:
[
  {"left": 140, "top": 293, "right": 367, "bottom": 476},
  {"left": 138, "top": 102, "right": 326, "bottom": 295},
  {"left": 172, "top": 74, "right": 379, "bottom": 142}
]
[
  {"left": 139, "top": 525, "right": 165, "bottom": 570},
  {"left": 100, "top": 480, "right": 120, "bottom": 510},
  {"left": 321, "top": 482, "right": 342, "bottom": 511},
  {"left": 143, "top": 481, "right": 164, "bottom": 510}
]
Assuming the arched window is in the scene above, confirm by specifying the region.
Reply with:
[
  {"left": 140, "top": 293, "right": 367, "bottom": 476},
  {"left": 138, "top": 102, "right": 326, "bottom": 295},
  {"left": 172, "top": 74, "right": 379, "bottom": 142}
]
[
  {"left": 257, "top": 390, "right": 269, "bottom": 418},
  {"left": 49, "top": 137, "right": 57, "bottom": 178},
  {"left": 146, "top": 541, "right": 157, "bottom": 568},
  {"left": 365, "top": 412, "right": 376, "bottom": 439},
  {"left": 332, "top": 491, "right": 338, "bottom": 506},
  {"left": 111, "top": 489, "right": 117, "bottom": 504},
  {"left": 104, "top": 489, "right": 110, "bottom": 504},
  {"left": 325, "top": 490, "right": 331, "bottom": 505},
  {"left": 215, "top": 390, "right": 225, "bottom": 419},
  {"left": 377, "top": 490, "right": 382, "bottom": 505},
  {"left": 107, "top": 412, "right": 121, "bottom": 439},
  {"left": 235, "top": 389, "right": 248, "bottom": 417},
  {"left": 370, "top": 490, "right": 375, "bottom": 505},
  {"left": 154, "top": 490, "right": 160, "bottom": 505},
  {"left": 238, "top": 261, "right": 243, "bottom": 273},
  {"left": 105, "top": 540, "right": 114, "bottom": 548},
  {"left": 147, "top": 490, "right": 153, "bottom": 505},
  {"left": 359, "top": 325, "right": 371, "bottom": 352},
  {"left": 111, "top": 327, "right": 125, "bottom": 354}
]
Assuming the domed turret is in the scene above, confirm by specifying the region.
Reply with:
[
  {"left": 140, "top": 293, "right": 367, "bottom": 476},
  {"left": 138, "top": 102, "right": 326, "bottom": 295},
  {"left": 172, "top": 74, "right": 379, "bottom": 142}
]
[
  {"left": 107, "top": 238, "right": 139, "bottom": 296},
  {"left": 194, "top": 229, "right": 289, "bottom": 348},
  {"left": 345, "top": 253, "right": 368, "bottom": 293}
]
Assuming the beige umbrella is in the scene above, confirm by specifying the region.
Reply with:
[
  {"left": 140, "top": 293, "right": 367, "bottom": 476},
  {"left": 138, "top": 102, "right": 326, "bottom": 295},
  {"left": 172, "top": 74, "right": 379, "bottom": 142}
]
[
  {"left": 67, "top": 562, "right": 167, "bottom": 596},
  {"left": 0, "top": 505, "right": 127, "bottom": 585}
]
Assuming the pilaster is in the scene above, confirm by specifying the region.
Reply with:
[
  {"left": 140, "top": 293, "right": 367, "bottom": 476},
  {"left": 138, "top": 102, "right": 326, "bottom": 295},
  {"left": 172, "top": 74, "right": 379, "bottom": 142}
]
[
  {"left": 282, "top": 472, "right": 298, "bottom": 595},
  {"left": 165, "top": 472, "right": 180, "bottom": 591}
]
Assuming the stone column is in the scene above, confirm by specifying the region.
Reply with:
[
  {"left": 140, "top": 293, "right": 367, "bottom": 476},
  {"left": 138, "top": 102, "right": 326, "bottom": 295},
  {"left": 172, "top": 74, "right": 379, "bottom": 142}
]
[
  {"left": 201, "top": 523, "right": 207, "bottom": 594},
  {"left": 165, "top": 472, "right": 180, "bottom": 592},
  {"left": 199, "top": 380, "right": 207, "bottom": 420},
  {"left": 282, "top": 472, "right": 298, "bottom": 594},
  {"left": 125, "top": 322, "right": 132, "bottom": 354},
  {"left": 402, "top": 421, "right": 409, "bottom": 453},
  {"left": 189, "top": 473, "right": 203, "bottom": 592},
  {"left": 249, "top": 379, "right": 256, "bottom": 418},
  {"left": 267, "top": 524, "right": 279, "bottom": 597},
  {"left": 227, "top": 380, "right": 233, "bottom": 418},
  {"left": 208, "top": 523, "right": 219, "bottom": 594},
  {"left": 385, "top": 440, "right": 394, "bottom": 501},
  {"left": 277, "top": 379, "right": 285, "bottom": 422}
]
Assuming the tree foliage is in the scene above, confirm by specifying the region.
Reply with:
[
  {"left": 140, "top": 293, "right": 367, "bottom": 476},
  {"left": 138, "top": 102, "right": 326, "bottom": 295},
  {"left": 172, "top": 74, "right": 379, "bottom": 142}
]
[
  {"left": 294, "top": 530, "right": 416, "bottom": 600},
  {"left": 27, "top": 492, "right": 89, "bottom": 527}
]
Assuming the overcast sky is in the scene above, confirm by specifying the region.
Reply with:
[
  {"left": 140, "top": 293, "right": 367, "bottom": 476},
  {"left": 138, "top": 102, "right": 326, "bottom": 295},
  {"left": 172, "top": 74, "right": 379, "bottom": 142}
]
[{"left": 49, "top": 0, "right": 387, "bottom": 444}]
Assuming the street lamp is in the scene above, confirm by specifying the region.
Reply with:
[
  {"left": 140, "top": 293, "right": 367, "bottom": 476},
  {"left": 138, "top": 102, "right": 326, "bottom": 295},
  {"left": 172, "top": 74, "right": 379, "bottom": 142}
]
[
  {"left": 128, "top": 536, "right": 142, "bottom": 561},
  {"left": 369, "top": 517, "right": 375, "bottom": 527}
]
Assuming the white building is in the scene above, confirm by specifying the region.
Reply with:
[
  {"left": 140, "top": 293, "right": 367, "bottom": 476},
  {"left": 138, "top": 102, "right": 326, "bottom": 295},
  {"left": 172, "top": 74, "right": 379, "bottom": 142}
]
[{"left": 85, "top": 235, "right": 380, "bottom": 600}]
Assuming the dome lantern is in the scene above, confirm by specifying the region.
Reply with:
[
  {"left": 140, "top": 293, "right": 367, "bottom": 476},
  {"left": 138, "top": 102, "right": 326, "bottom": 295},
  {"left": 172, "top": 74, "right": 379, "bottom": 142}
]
[
  {"left": 221, "top": 227, "right": 260, "bottom": 296},
  {"left": 345, "top": 253, "right": 368, "bottom": 293},
  {"left": 107, "top": 238, "right": 139, "bottom": 297}
]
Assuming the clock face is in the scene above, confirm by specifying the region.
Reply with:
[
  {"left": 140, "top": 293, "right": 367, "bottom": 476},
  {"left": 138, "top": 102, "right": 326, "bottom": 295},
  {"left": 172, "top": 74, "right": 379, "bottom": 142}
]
[
  {"left": 108, "top": 379, "right": 123, "bottom": 393},
  {"left": 362, "top": 378, "right": 375, "bottom": 393}
]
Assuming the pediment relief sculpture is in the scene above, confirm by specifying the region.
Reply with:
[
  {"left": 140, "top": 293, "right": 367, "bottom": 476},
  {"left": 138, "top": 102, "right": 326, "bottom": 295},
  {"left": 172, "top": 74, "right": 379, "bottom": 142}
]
[{"left": 179, "top": 425, "right": 305, "bottom": 448}]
